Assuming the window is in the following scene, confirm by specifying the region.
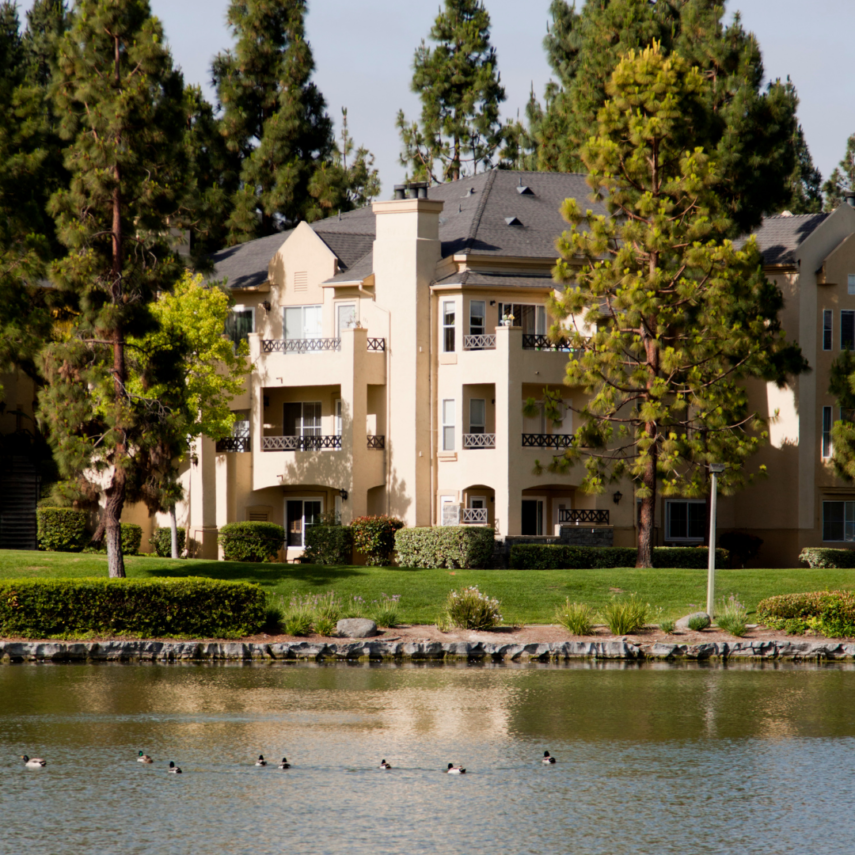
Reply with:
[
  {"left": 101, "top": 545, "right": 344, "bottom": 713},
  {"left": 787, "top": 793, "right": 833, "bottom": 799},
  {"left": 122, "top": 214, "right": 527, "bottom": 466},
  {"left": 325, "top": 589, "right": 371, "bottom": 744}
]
[
  {"left": 843, "top": 310, "right": 855, "bottom": 350},
  {"left": 442, "top": 301, "right": 456, "bottom": 352},
  {"left": 823, "top": 501, "right": 855, "bottom": 542},
  {"left": 849, "top": 274, "right": 855, "bottom": 296},
  {"left": 225, "top": 306, "right": 254, "bottom": 347},
  {"left": 442, "top": 399, "right": 455, "bottom": 450},
  {"left": 521, "top": 499, "right": 544, "bottom": 535},
  {"left": 283, "top": 305, "right": 322, "bottom": 340},
  {"left": 498, "top": 303, "right": 546, "bottom": 335},
  {"left": 824, "top": 310, "right": 833, "bottom": 351},
  {"left": 469, "top": 398, "right": 486, "bottom": 434},
  {"left": 440, "top": 496, "right": 459, "bottom": 526},
  {"left": 469, "top": 300, "right": 486, "bottom": 336},
  {"left": 665, "top": 500, "right": 706, "bottom": 541},
  {"left": 336, "top": 303, "right": 357, "bottom": 336},
  {"left": 335, "top": 399, "right": 342, "bottom": 436},
  {"left": 283, "top": 402, "right": 322, "bottom": 437},
  {"left": 232, "top": 413, "right": 250, "bottom": 438},
  {"left": 823, "top": 406, "right": 833, "bottom": 459},
  {"left": 285, "top": 498, "right": 322, "bottom": 547}
]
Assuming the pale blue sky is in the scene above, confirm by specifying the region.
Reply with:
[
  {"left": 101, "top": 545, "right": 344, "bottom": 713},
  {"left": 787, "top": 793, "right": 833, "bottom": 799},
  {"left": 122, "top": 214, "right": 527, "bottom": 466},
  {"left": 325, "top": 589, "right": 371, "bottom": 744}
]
[{"left": 15, "top": 0, "right": 855, "bottom": 195}]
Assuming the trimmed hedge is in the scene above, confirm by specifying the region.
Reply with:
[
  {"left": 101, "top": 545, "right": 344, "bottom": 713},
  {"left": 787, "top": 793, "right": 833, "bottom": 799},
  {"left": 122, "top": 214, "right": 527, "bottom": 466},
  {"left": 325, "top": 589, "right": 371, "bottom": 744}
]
[
  {"left": 395, "top": 526, "right": 495, "bottom": 569},
  {"left": 218, "top": 521, "right": 284, "bottom": 562},
  {"left": 350, "top": 516, "right": 405, "bottom": 566},
  {"left": 150, "top": 526, "right": 187, "bottom": 558},
  {"left": 510, "top": 544, "right": 728, "bottom": 570},
  {"left": 304, "top": 525, "right": 353, "bottom": 565},
  {"left": 757, "top": 590, "right": 855, "bottom": 637},
  {"left": 37, "top": 507, "right": 87, "bottom": 552},
  {"left": 799, "top": 548, "right": 855, "bottom": 569},
  {"left": 86, "top": 524, "right": 144, "bottom": 556},
  {"left": 0, "top": 577, "right": 266, "bottom": 638}
]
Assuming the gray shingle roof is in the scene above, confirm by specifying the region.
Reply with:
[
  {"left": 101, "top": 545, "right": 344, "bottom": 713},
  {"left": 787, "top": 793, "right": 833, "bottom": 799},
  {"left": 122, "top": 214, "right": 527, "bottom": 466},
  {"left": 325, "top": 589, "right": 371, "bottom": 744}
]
[
  {"left": 433, "top": 269, "right": 559, "bottom": 290},
  {"left": 209, "top": 230, "right": 292, "bottom": 289},
  {"left": 740, "top": 213, "right": 829, "bottom": 265},
  {"left": 324, "top": 250, "right": 374, "bottom": 284},
  {"left": 314, "top": 231, "right": 374, "bottom": 270}
]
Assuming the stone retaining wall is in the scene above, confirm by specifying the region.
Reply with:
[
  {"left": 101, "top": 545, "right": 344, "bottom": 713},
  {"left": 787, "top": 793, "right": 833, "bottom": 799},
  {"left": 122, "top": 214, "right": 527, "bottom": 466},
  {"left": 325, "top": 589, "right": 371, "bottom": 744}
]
[{"left": 2, "top": 639, "right": 854, "bottom": 663}]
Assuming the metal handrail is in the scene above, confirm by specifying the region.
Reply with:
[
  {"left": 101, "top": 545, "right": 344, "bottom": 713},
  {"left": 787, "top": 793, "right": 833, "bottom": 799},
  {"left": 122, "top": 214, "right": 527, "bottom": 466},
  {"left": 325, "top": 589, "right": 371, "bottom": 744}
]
[
  {"left": 462, "top": 508, "right": 488, "bottom": 524},
  {"left": 522, "top": 334, "right": 574, "bottom": 351},
  {"left": 262, "top": 338, "right": 341, "bottom": 354},
  {"left": 367, "top": 338, "right": 386, "bottom": 352},
  {"left": 462, "top": 433, "right": 496, "bottom": 449},
  {"left": 367, "top": 435, "right": 385, "bottom": 449},
  {"left": 558, "top": 509, "right": 610, "bottom": 525},
  {"left": 463, "top": 334, "right": 496, "bottom": 350},
  {"left": 215, "top": 437, "right": 251, "bottom": 453},
  {"left": 262, "top": 435, "right": 342, "bottom": 451},
  {"left": 521, "top": 434, "right": 574, "bottom": 449}
]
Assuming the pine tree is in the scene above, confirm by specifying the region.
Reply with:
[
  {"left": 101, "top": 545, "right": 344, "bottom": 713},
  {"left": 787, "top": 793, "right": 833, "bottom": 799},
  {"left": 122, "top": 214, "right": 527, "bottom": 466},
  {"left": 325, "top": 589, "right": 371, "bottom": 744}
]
[
  {"left": 38, "top": 0, "right": 188, "bottom": 578},
  {"left": 548, "top": 46, "right": 805, "bottom": 567},
  {"left": 781, "top": 123, "right": 823, "bottom": 214},
  {"left": 531, "top": 0, "right": 798, "bottom": 234},
  {"left": 829, "top": 350, "right": 855, "bottom": 483},
  {"left": 823, "top": 135, "right": 855, "bottom": 211},
  {"left": 397, "top": 0, "right": 506, "bottom": 183}
]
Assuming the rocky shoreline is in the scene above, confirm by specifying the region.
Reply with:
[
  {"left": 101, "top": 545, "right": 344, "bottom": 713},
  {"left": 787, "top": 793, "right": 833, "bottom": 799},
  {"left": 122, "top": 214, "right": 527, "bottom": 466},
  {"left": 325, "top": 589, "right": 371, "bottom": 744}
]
[{"left": 2, "top": 637, "right": 855, "bottom": 663}]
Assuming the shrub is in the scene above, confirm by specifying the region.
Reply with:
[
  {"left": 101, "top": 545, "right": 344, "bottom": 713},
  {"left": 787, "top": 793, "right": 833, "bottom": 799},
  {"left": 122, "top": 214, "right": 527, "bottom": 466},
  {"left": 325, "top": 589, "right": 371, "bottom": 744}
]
[
  {"left": 0, "top": 577, "right": 265, "bottom": 638},
  {"left": 716, "top": 594, "right": 748, "bottom": 637},
  {"left": 554, "top": 600, "right": 595, "bottom": 636},
  {"left": 757, "top": 591, "right": 855, "bottom": 637},
  {"left": 85, "top": 523, "right": 143, "bottom": 556},
  {"left": 443, "top": 586, "right": 502, "bottom": 630},
  {"left": 218, "top": 521, "right": 285, "bottom": 562},
  {"left": 369, "top": 594, "right": 400, "bottom": 628},
  {"left": 150, "top": 527, "right": 187, "bottom": 558},
  {"left": 394, "top": 526, "right": 495, "bottom": 569},
  {"left": 659, "top": 618, "right": 676, "bottom": 634},
  {"left": 350, "top": 516, "right": 405, "bottom": 566},
  {"left": 687, "top": 614, "right": 710, "bottom": 632},
  {"left": 602, "top": 594, "right": 649, "bottom": 634},
  {"left": 719, "top": 531, "right": 763, "bottom": 568},
  {"left": 304, "top": 525, "right": 353, "bottom": 565},
  {"left": 799, "top": 548, "right": 855, "bottom": 569},
  {"left": 36, "top": 507, "right": 87, "bottom": 552},
  {"left": 510, "top": 544, "right": 728, "bottom": 570}
]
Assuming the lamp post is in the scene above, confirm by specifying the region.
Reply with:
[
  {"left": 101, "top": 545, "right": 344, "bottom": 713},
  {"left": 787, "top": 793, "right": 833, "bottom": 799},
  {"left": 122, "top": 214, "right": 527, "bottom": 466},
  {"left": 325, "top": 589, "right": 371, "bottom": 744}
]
[{"left": 706, "top": 463, "right": 725, "bottom": 618}]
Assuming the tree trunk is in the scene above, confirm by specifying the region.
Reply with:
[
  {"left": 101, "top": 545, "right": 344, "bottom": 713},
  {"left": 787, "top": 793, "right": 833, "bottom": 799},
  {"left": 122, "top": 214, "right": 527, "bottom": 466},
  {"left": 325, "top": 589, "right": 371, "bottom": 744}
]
[
  {"left": 170, "top": 504, "right": 179, "bottom": 559},
  {"left": 104, "top": 469, "right": 126, "bottom": 578},
  {"left": 636, "top": 432, "right": 657, "bottom": 568}
]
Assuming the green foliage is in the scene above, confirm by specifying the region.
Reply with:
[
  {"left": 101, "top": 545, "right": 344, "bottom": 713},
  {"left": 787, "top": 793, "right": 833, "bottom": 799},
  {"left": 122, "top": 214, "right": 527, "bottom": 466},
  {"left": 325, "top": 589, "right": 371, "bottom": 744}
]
[
  {"left": 554, "top": 599, "right": 595, "bottom": 635},
  {"left": 549, "top": 45, "right": 805, "bottom": 567},
  {"left": 397, "top": 0, "right": 505, "bottom": 182},
  {"left": 782, "top": 124, "right": 823, "bottom": 215},
  {"left": 149, "top": 527, "right": 186, "bottom": 558},
  {"left": 394, "top": 526, "right": 495, "bottom": 570},
  {"left": 716, "top": 594, "right": 748, "bottom": 637},
  {"left": 86, "top": 524, "right": 143, "bottom": 556},
  {"left": 0, "top": 577, "right": 266, "bottom": 638},
  {"left": 602, "top": 594, "right": 649, "bottom": 635},
  {"left": 659, "top": 617, "right": 676, "bottom": 634},
  {"left": 822, "top": 133, "right": 855, "bottom": 211},
  {"left": 757, "top": 591, "right": 855, "bottom": 638},
  {"left": 799, "top": 548, "right": 855, "bottom": 569},
  {"left": 443, "top": 585, "right": 502, "bottom": 630},
  {"left": 218, "top": 522, "right": 284, "bottom": 563},
  {"left": 350, "top": 516, "right": 405, "bottom": 567},
  {"left": 36, "top": 507, "right": 87, "bottom": 552},
  {"left": 368, "top": 594, "right": 400, "bottom": 629},
  {"left": 304, "top": 525, "right": 354, "bottom": 565},
  {"left": 273, "top": 591, "right": 394, "bottom": 636},
  {"left": 687, "top": 614, "right": 710, "bottom": 632},
  {"left": 719, "top": 531, "right": 764, "bottom": 568},
  {"left": 828, "top": 350, "right": 855, "bottom": 483},
  {"left": 510, "top": 544, "right": 727, "bottom": 570}
]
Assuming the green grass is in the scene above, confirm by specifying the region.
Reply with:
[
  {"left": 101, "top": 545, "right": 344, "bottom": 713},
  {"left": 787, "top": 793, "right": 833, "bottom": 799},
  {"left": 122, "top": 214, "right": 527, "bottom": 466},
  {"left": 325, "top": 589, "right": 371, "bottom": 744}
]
[{"left": 1, "top": 550, "right": 852, "bottom": 625}]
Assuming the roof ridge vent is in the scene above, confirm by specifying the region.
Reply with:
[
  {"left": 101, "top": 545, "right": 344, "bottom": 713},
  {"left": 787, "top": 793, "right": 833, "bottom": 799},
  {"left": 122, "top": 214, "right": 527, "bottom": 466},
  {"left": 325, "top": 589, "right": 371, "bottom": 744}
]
[
  {"left": 516, "top": 185, "right": 534, "bottom": 196},
  {"left": 504, "top": 216, "right": 523, "bottom": 226}
]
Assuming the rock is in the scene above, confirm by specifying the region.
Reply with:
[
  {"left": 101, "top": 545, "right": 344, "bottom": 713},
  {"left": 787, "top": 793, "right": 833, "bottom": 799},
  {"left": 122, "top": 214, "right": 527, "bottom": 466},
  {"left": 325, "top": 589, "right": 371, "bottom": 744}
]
[
  {"left": 335, "top": 618, "right": 378, "bottom": 638},
  {"left": 675, "top": 611, "right": 711, "bottom": 631}
]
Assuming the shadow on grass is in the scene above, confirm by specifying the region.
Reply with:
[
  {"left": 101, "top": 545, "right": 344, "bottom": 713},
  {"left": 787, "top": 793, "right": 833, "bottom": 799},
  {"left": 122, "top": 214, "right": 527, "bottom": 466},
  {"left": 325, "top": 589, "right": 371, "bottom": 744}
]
[{"left": 133, "top": 560, "right": 366, "bottom": 589}]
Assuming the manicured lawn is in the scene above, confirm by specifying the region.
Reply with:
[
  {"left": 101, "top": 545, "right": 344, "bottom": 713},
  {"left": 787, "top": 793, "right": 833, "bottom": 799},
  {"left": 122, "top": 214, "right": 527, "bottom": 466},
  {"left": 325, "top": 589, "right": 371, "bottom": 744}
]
[{"left": 0, "top": 550, "right": 851, "bottom": 625}]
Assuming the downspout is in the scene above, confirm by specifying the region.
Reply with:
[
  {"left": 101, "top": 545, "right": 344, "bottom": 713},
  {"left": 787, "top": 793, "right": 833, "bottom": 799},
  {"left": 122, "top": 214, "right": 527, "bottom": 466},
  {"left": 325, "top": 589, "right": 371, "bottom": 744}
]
[{"left": 429, "top": 284, "right": 436, "bottom": 528}]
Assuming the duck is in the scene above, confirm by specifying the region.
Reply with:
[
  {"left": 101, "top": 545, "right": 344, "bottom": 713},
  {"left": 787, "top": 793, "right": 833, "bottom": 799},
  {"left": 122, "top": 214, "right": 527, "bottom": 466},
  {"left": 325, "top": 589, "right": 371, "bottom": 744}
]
[
  {"left": 137, "top": 751, "right": 153, "bottom": 764},
  {"left": 255, "top": 755, "right": 268, "bottom": 767},
  {"left": 21, "top": 755, "right": 46, "bottom": 768},
  {"left": 278, "top": 757, "right": 290, "bottom": 769},
  {"left": 542, "top": 751, "right": 556, "bottom": 765},
  {"left": 445, "top": 763, "right": 466, "bottom": 774},
  {"left": 168, "top": 761, "right": 182, "bottom": 774},
  {"left": 379, "top": 759, "right": 392, "bottom": 770}
]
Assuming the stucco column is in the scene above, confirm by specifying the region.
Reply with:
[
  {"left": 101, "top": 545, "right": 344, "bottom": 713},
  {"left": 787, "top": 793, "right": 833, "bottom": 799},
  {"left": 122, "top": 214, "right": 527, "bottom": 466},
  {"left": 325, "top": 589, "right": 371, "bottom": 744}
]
[
  {"left": 214, "top": 452, "right": 230, "bottom": 560},
  {"left": 494, "top": 325, "right": 523, "bottom": 537},
  {"left": 189, "top": 435, "right": 218, "bottom": 559},
  {"left": 340, "top": 327, "right": 368, "bottom": 522}
]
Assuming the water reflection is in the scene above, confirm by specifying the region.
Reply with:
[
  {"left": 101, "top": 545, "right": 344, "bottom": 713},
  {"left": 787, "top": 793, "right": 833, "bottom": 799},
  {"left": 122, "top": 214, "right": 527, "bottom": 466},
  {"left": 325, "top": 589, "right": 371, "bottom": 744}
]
[{"left": 1, "top": 663, "right": 854, "bottom": 855}]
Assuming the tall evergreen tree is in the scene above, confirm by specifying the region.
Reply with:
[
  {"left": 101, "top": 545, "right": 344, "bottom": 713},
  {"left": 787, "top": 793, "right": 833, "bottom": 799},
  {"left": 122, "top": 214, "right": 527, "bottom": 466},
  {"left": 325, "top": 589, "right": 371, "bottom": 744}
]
[
  {"left": 548, "top": 46, "right": 805, "bottom": 568},
  {"left": 38, "top": 0, "right": 188, "bottom": 578},
  {"left": 397, "top": 0, "right": 506, "bottom": 183},
  {"left": 829, "top": 350, "right": 855, "bottom": 483},
  {"left": 823, "top": 134, "right": 855, "bottom": 211},
  {"left": 530, "top": 0, "right": 798, "bottom": 234},
  {"left": 781, "top": 123, "right": 823, "bottom": 214}
]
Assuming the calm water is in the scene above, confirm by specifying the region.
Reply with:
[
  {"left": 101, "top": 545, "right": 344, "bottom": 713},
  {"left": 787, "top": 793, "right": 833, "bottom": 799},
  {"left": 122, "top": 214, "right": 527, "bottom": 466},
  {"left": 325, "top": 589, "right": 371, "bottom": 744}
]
[{"left": 2, "top": 662, "right": 855, "bottom": 855}]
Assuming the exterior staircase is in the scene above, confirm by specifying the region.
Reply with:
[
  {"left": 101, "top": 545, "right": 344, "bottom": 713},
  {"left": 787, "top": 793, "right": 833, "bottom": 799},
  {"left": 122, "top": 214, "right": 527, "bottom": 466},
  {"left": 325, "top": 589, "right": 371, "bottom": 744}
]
[{"left": 0, "top": 456, "right": 40, "bottom": 551}]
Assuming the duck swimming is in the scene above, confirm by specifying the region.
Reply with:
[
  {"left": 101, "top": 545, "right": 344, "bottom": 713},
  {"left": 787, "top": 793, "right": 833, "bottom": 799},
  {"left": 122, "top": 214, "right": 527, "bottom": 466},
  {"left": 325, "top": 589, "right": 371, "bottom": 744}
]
[
  {"left": 137, "top": 751, "right": 153, "bottom": 764},
  {"left": 379, "top": 759, "right": 392, "bottom": 770},
  {"left": 278, "top": 758, "right": 290, "bottom": 769},
  {"left": 445, "top": 763, "right": 466, "bottom": 774},
  {"left": 168, "top": 761, "right": 182, "bottom": 774},
  {"left": 21, "top": 755, "right": 46, "bottom": 768},
  {"left": 255, "top": 755, "right": 268, "bottom": 767},
  {"left": 542, "top": 751, "right": 556, "bottom": 764}
]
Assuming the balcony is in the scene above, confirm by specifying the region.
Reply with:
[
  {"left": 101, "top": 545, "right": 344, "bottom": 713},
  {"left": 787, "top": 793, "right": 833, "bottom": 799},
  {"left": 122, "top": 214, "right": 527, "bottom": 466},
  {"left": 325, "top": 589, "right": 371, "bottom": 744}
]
[
  {"left": 462, "top": 433, "right": 496, "bottom": 449},
  {"left": 461, "top": 507, "right": 489, "bottom": 524},
  {"left": 216, "top": 437, "right": 251, "bottom": 453},
  {"left": 559, "top": 509, "right": 610, "bottom": 525},
  {"left": 262, "top": 435, "right": 342, "bottom": 451},
  {"left": 522, "top": 434, "right": 574, "bottom": 449},
  {"left": 367, "top": 435, "right": 385, "bottom": 449},
  {"left": 261, "top": 337, "right": 386, "bottom": 354},
  {"left": 463, "top": 334, "right": 496, "bottom": 351},
  {"left": 522, "top": 334, "right": 575, "bottom": 352}
]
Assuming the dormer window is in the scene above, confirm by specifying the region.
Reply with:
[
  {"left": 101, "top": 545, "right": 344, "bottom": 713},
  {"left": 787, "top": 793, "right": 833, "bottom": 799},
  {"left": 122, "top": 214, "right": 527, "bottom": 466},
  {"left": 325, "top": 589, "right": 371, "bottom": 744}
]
[{"left": 849, "top": 274, "right": 855, "bottom": 295}]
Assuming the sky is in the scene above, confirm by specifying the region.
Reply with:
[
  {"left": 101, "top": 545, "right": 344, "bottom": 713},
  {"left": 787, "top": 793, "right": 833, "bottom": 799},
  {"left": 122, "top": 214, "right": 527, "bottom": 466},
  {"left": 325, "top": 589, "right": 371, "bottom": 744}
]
[{"left": 15, "top": 0, "right": 855, "bottom": 196}]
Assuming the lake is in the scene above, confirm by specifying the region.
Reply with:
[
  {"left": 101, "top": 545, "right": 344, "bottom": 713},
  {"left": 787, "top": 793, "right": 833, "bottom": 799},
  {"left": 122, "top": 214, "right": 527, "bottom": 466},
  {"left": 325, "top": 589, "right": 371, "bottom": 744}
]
[{"left": 1, "top": 662, "right": 854, "bottom": 854}]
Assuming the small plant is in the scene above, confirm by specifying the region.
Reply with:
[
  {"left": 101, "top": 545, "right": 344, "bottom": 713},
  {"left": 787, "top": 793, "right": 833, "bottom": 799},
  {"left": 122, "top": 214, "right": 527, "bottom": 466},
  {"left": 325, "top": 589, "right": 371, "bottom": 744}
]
[
  {"left": 687, "top": 614, "right": 710, "bottom": 632},
  {"left": 369, "top": 593, "right": 401, "bottom": 628},
  {"left": 602, "top": 594, "right": 649, "bottom": 635},
  {"left": 263, "top": 596, "right": 285, "bottom": 634},
  {"left": 314, "top": 616, "right": 337, "bottom": 637},
  {"left": 659, "top": 618, "right": 676, "bottom": 634},
  {"left": 554, "top": 600, "right": 595, "bottom": 636},
  {"left": 444, "top": 586, "right": 502, "bottom": 630},
  {"left": 313, "top": 591, "right": 342, "bottom": 623},
  {"left": 715, "top": 594, "right": 748, "bottom": 637},
  {"left": 281, "top": 594, "right": 316, "bottom": 637}
]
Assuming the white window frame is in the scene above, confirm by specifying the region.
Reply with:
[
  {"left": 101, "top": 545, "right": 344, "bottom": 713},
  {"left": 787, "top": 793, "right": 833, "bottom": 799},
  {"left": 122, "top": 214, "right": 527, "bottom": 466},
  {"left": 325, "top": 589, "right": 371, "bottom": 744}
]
[
  {"left": 822, "top": 500, "right": 855, "bottom": 542},
  {"left": 469, "top": 495, "right": 487, "bottom": 509},
  {"left": 285, "top": 496, "right": 324, "bottom": 548},
  {"left": 469, "top": 300, "right": 486, "bottom": 336},
  {"left": 824, "top": 309, "right": 833, "bottom": 351},
  {"left": 442, "top": 399, "right": 456, "bottom": 450},
  {"left": 283, "top": 304, "right": 323, "bottom": 341},
  {"left": 665, "top": 499, "right": 706, "bottom": 542},
  {"left": 822, "top": 406, "right": 833, "bottom": 459},
  {"left": 848, "top": 274, "right": 855, "bottom": 296},
  {"left": 335, "top": 302, "right": 358, "bottom": 336},
  {"left": 442, "top": 300, "right": 456, "bottom": 352},
  {"left": 283, "top": 401, "right": 322, "bottom": 438},
  {"left": 335, "top": 399, "right": 342, "bottom": 436},
  {"left": 469, "top": 398, "right": 486, "bottom": 434},
  {"left": 842, "top": 310, "right": 855, "bottom": 351},
  {"left": 225, "top": 305, "right": 255, "bottom": 347},
  {"left": 440, "top": 495, "right": 459, "bottom": 526},
  {"left": 498, "top": 303, "right": 546, "bottom": 335}
]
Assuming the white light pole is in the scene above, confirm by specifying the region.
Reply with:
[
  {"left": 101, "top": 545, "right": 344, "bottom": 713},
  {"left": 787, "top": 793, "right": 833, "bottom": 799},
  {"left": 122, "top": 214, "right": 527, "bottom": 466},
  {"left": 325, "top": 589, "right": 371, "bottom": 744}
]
[{"left": 706, "top": 463, "right": 725, "bottom": 619}]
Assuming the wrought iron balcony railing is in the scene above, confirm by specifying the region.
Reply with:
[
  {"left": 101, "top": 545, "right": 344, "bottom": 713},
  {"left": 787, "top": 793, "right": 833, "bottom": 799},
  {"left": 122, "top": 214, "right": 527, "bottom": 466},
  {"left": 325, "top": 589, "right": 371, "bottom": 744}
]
[
  {"left": 462, "top": 433, "right": 496, "bottom": 449},
  {"left": 215, "top": 437, "right": 251, "bottom": 453},
  {"left": 461, "top": 507, "right": 488, "bottom": 524},
  {"left": 522, "top": 334, "right": 574, "bottom": 351},
  {"left": 367, "top": 338, "right": 386, "bottom": 352},
  {"left": 558, "top": 509, "right": 610, "bottom": 525},
  {"left": 463, "top": 334, "right": 496, "bottom": 350},
  {"left": 367, "top": 435, "right": 385, "bottom": 449},
  {"left": 522, "top": 434, "right": 574, "bottom": 449},
  {"left": 262, "top": 435, "right": 342, "bottom": 451},
  {"left": 261, "top": 337, "right": 386, "bottom": 354}
]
